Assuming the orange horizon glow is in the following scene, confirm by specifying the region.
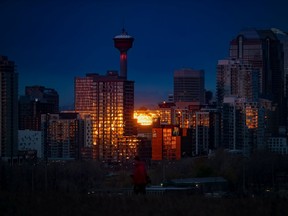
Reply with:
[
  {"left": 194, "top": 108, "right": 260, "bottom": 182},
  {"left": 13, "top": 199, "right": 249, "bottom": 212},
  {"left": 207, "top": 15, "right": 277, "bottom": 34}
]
[{"left": 134, "top": 110, "right": 159, "bottom": 126}]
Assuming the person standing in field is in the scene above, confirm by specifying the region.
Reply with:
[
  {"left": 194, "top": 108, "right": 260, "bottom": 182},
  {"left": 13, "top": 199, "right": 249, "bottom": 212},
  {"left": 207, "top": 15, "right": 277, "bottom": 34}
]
[{"left": 131, "top": 156, "right": 150, "bottom": 195}]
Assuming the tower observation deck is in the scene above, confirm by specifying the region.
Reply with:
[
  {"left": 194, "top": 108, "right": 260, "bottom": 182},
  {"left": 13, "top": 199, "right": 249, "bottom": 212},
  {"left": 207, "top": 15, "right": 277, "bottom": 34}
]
[{"left": 113, "top": 29, "right": 134, "bottom": 78}]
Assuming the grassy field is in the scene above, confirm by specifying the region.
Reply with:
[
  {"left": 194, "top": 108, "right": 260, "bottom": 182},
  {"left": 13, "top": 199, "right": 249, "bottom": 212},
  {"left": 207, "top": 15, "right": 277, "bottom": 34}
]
[{"left": 0, "top": 191, "right": 288, "bottom": 216}]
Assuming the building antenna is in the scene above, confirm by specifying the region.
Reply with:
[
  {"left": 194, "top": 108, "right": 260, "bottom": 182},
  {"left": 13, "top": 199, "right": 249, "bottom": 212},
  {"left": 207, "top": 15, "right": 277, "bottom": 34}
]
[{"left": 122, "top": 16, "right": 126, "bottom": 33}]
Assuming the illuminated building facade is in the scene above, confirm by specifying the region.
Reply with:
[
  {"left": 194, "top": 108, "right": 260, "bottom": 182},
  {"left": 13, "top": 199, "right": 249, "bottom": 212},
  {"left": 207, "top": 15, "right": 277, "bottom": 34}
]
[
  {"left": 0, "top": 56, "right": 18, "bottom": 161},
  {"left": 74, "top": 72, "right": 135, "bottom": 162},
  {"left": 134, "top": 109, "right": 160, "bottom": 161},
  {"left": 158, "top": 102, "right": 176, "bottom": 125},
  {"left": 153, "top": 100, "right": 220, "bottom": 159},
  {"left": 151, "top": 126, "right": 181, "bottom": 161},
  {"left": 174, "top": 68, "right": 205, "bottom": 104},
  {"left": 154, "top": 100, "right": 221, "bottom": 158},
  {"left": 19, "top": 86, "right": 59, "bottom": 131},
  {"left": 41, "top": 113, "right": 83, "bottom": 161}
]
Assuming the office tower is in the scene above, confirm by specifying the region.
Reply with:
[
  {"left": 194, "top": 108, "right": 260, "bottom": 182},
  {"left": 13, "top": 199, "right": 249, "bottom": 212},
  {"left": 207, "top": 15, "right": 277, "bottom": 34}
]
[
  {"left": 19, "top": 86, "right": 59, "bottom": 130},
  {"left": 271, "top": 28, "right": 288, "bottom": 97},
  {"left": 216, "top": 59, "right": 259, "bottom": 106},
  {"left": 41, "top": 112, "right": 83, "bottom": 160},
  {"left": 75, "top": 72, "right": 135, "bottom": 161},
  {"left": 174, "top": 68, "right": 205, "bottom": 104},
  {"left": 0, "top": 56, "right": 18, "bottom": 161},
  {"left": 229, "top": 29, "right": 285, "bottom": 130},
  {"left": 113, "top": 28, "right": 134, "bottom": 78},
  {"left": 271, "top": 28, "right": 288, "bottom": 134}
]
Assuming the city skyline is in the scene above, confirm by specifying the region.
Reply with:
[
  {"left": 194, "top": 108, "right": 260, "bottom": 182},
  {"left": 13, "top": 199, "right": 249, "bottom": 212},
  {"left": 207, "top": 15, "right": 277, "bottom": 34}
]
[{"left": 1, "top": 0, "right": 288, "bottom": 108}]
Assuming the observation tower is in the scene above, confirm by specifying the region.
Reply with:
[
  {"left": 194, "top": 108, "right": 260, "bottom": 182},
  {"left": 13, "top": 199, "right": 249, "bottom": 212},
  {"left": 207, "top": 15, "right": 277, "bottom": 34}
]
[{"left": 113, "top": 28, "right": 134, "bottom": 78}]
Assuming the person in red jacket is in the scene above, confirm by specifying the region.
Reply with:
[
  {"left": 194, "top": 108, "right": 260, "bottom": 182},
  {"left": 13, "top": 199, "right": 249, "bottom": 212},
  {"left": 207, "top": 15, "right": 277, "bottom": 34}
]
[{"left": 131, "top": 156, "right": 149, "bottom": 194}]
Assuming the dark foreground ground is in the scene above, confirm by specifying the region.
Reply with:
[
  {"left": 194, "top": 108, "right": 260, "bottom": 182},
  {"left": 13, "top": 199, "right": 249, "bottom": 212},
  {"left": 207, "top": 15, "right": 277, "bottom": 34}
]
[{"left": 0, "top": 192, "right": 288, "bottom": 216}]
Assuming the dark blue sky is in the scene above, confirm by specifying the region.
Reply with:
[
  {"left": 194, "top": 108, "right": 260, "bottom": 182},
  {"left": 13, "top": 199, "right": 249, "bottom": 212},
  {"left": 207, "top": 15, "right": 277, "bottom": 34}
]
[{"left": 1, "top": 0, "right": 288, "bottom": 108}]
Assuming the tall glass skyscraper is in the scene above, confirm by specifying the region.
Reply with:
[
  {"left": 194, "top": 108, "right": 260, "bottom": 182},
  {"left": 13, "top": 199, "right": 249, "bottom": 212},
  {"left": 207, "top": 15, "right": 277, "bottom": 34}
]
[
  {"left": 0, "top": 56, "right": 18, "bottom": 161},
  {"left": 217, "top": 29, "right": 287, "bottom": 135},
  {"left": 74, "top": 71, "right": 135, "bottom": 161}
]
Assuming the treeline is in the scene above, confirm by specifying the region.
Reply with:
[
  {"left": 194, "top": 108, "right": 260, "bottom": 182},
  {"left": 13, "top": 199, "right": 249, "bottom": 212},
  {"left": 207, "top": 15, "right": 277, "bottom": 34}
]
[
  {"left": 1, "top": 151, "right": 288, "bottom": 215},
  {"left": 1, "top": 149, "right": 288, "bottom": 195},
  {"left": 0, "top": 160, "right": 106, "bottom": 193},
  {"left": 148, "top": 149, "right": 288, "bottom": 196}
]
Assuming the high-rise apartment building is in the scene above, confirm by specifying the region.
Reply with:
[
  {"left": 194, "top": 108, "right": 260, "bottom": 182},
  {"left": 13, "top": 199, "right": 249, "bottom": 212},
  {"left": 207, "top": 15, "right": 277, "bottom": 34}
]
[
  {"left": 19, "top": 86, "right": 59, "bottom": 130},
  {"left": 75, "top": 71, "right": 135, "bottom": 162},
  {"left": 216, "top": 59, "right": 259, "bottom": 105},
  {"left": 0, "top": 56, "right": 18, "bottom": 161},
  {"left": 41, "top": 112, "right": 83, "bottom": 161},
  {"left": 174, "top": 68, "right": 205, "bottom": 104}
]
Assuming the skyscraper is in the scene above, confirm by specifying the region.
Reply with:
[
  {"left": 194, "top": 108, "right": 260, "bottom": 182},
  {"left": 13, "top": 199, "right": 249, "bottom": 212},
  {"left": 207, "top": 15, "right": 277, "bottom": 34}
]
[
  {"left": 74, "top": 72, "right": 135, "bottom": 161},
  {"left": 0, "top": 56, "right": 18, "bottom": 161},
  {"left": 229, "top": 29, "right": 286, "bottom": 130},
  {"left": 174, "top": 68, "right": 205, "bottom": 104}
]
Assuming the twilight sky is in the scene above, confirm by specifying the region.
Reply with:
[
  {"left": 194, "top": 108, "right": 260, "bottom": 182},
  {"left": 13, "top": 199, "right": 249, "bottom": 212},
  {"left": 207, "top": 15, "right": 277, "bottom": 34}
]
[{"left": 1, "top": 0, "right": 288, "bottom": 108}]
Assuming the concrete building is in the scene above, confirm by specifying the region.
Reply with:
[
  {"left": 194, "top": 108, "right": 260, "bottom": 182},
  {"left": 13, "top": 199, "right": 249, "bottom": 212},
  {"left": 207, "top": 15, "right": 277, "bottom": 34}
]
[
  {"left": 41, "top": 113, "right": 83, "bottom": 161},
  {"left": 0, "top": 56, "right": 18, "bottom": 162}
]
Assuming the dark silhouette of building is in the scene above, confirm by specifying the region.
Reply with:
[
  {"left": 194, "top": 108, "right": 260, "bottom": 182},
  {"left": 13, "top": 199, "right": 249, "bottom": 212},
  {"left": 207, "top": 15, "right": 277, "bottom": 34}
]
[
  {"left": 19, "top": 86, "right": 59, "bottom": 130},
  {"left": 228, "top": 29, "right": 286, "bottom": 135},
  {"left": 174, "top": 68, "right": 205, "bottom": 104},
  {"left": 0, "top": 56, "right": 18, "bottom": 161}
]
